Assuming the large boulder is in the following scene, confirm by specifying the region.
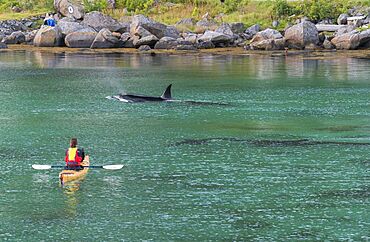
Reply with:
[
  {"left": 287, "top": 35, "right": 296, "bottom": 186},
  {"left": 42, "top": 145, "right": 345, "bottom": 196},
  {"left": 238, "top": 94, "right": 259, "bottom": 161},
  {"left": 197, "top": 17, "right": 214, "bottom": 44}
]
[
  {"left": 90, "top": 28, "right": 120, "bottom": 48},
  {"left": 331, "top": 32, "right": 360, "bottom": 49},
  {"left": 198, "top": 30, "right": 233, "bottom": 46},
  {"left": 134, "top": 34, "right": 159, "bottom": 48},
  {"left": 230, "top": 22, "right": 245, "bottom": 34},
  {"left": 284, "top": 21, "right": 319, "bottom": 49},
  {"left": 154, "top": 37, "right": 178, "bottom": 49},
  {"left": 243, "top": 24, "right": 260, "bottom": 40},
  {"left": 82, "top": 11, "right": 126, "bottom": 33},
  {"left": 358, "top": 29, "right": 370, "bottom": 48},
  {"left": 33, "top": 26, "right": 64, "bottom": 47},
  {"left": 249, "top": 28, "right": 284, "bottom": 50},
  {"left": 250, "top": 28, "right": 282, "bottom": 43},
  {"left": 54, "top": 0, "right": 84, "bottom": 20},
  {"left": 2, "top": 31, "right": 25, "bottom": 44},
  {"left": 58, "top": 17, "right": 96, "bottom": 37},
  {"left": 130, "top": 14, "right": 179, "bottom": 39},
  {"left": 215, "top": 23, "right": 234, "bottom": 37},
  {"left": 65, "top": 32, "right": 97, "bottom": 48}
]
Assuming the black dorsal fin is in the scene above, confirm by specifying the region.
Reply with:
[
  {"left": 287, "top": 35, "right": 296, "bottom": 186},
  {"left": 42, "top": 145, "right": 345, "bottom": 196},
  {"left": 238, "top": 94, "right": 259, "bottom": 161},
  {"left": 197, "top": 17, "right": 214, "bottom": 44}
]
[{"left": 161, "top": 84, "right": 172, "bottom": 99}]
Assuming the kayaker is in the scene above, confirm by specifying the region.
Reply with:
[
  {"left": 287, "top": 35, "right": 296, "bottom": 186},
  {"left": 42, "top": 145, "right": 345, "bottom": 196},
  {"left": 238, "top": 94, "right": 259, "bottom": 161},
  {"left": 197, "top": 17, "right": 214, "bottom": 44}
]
[{"left": 65, "top": 138, "right": 85, "bottom": 170}]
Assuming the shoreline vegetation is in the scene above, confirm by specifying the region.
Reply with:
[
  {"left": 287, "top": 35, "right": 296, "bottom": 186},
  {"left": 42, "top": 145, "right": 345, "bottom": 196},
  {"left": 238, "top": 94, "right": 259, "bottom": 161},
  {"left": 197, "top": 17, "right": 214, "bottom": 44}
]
[{"left": 0, "top": 0, "right": 370, "bottom": 53}]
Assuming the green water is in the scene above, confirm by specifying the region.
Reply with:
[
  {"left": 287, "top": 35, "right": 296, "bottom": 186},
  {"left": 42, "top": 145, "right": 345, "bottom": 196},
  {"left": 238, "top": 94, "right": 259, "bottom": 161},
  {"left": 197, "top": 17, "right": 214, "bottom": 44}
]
[{"left": 0, "top": 50, "right": 369, "bottom": 241}]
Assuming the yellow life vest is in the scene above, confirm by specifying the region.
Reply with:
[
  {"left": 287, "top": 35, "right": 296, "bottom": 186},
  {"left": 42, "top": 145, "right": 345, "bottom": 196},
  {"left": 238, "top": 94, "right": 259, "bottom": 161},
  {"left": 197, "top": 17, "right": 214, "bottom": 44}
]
[{"left": 68, "top": 147, "right": 77, "bottom": 161}]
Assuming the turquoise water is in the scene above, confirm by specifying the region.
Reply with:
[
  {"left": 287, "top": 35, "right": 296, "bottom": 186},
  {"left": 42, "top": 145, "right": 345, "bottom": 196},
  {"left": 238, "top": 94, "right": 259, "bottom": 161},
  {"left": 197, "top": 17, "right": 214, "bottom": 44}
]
[{"left": 0, "top": 50, "right": 369, "bottom": 241}]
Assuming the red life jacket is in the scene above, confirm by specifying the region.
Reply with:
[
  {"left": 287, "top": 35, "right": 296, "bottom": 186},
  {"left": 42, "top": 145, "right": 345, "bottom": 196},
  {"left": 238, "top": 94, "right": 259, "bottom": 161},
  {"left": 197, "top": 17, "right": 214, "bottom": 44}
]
[{"left": 65, "top": 147, "right": 83, "bottom": 166}]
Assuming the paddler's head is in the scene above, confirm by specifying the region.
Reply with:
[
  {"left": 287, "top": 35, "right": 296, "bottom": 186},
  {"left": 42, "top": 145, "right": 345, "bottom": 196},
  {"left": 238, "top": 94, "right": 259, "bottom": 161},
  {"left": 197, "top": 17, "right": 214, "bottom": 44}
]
[{"left": 70, "top": 138, "right": 78, "bottom": 148}]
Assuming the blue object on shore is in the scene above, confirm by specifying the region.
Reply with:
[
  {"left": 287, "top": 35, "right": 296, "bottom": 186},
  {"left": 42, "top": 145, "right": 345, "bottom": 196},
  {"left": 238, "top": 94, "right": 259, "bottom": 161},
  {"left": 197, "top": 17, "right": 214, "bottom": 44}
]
[{"left": 45, "top": 19, "right": 56, "bottom": 27}]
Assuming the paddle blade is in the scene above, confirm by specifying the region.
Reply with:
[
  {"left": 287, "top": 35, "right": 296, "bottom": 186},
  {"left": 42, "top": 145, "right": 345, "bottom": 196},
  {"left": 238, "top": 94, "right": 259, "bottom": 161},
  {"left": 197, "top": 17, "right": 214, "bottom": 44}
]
[
  {"left": 102, "top": 164, "right": 124, "bottom": 170},
  {"left": 32, "top": 164, "right": 52, "bottom": 170}
]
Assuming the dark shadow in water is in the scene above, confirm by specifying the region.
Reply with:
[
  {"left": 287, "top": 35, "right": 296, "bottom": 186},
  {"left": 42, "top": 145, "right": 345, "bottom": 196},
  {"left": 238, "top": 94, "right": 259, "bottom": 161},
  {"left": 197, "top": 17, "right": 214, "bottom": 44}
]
[
  {"left": 315, "top": 185, "right": 369, "bottom": 200},
  {"left": 172, "top": 137, "right": 370, "bottom": 147}
]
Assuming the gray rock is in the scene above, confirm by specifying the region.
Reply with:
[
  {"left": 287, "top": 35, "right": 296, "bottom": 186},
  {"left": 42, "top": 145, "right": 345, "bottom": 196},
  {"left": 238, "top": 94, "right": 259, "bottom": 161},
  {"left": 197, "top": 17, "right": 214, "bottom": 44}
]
[
  {"left": 130, "top": 14, "right": 179, "bottom": 39},
  {"left": 316, "top": 24, "right": 345, "bottom": 32},
  {"left": 215, "top": 23, "right": 234, "bottom": 37},
  {"left": 337, "top": 13, "right": 349, "bottom": 25},
  {"left": 250, "top": 39, "right": 276, "bottom": 50},
  {"left": 198, "top": 30, "right": 233, "bottom": 46},
  {"left": 133, "top": 26, "right": 152, "bottom": 38},
  {"left": 2, "top": 31, "right": 25, "bottom": 44},
  {"left": 91, "top": 28, "right": 120, "bottom": 48},
  {"left": 243, "top": 24, "right": 260, "bottom": 40},
  {"left": 82, "top": 11, "right": 126, "bottom": 33},
  {"left": 65, "top": 32, "right": 97, "bottom": 48},
  {"left": 0, "top": 20, "right": 27, "bottom": 35},
  {"left": 54, "top": 0, "right": 85, "bottom": 20},
  {"left": 138, "top": 45, "right": 151, "bottom": 51},
  {"left": 183, "top": 33, "right": 199, "bottom": 44},
  {"left": 251, "top": 28, "right": 283, "bottom": 43},
  {"left": 230, "top": 22, "right": 245, "bottom": 34},
  {"left": 323, "top": 39, "right": 335, "bottom": 49},
  {"left": 284, "top": 21, "right": 319, "bottom": 49},
  {"left": 25, "top": 30, "right": 38, "bottom": 44},
  {"left": 358, "top": 29, "right": 370, "bottom": 48},
  {"left": 331, "top": 32, "right": 360, "bottom": 49},
  {"left": 0, "top": 42, "right": 7, "bottom": 48},
  {"left": 33, "top": 25, "right": 64, "bottom": 47},
  {"left": 134, "top": 34, "right": 159, "bottom": 48},
  {"left": 335, "top": 25, "right": 356, "bottom": 36},
  {"left": 274, "top": 38, "right": 286, "bottom": 50},
  {"left": 120, "top": 32, "right": 131, "bottom": 42},
  {"left": 163, "top": 26, "right": 180, "bottom": 39},
  {"left": 197, "top": 40, "right": 215, "bottom": 49},
  {"left": 272, "top": 20, "right": 279, "bottom": 28},
  {"left": 176, "top": 44, "right": 197, "bottom": 50},
  {"left": 123, "top": 36, "right": 136, "bottom": 48},
  {"left": 58, "top": 20, "right": 96, "bottom": 37},
  {"left": 154, "top": 37, "right": 178, "bottom": 49}
]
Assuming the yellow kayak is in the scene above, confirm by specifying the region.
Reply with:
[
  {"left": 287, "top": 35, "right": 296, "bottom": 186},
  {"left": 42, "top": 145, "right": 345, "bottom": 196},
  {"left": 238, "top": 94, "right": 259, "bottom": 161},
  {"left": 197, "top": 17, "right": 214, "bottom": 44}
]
[{"left": 59, "top": 155, "right": 90, "bottom": 185}]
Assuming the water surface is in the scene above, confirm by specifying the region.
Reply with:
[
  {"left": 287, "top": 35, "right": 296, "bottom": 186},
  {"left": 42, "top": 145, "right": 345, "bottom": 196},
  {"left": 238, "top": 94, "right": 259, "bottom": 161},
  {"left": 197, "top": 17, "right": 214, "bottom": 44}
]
[{"left": 0, "top": 50, "right": 369, "bottom": 241}]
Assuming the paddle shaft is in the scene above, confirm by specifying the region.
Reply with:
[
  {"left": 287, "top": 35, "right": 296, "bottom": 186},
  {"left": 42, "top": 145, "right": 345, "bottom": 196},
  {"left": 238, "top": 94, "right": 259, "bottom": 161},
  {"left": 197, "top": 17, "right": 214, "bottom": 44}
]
[{"left": 51, "top": 165, "right": 105, "bottom": 168}]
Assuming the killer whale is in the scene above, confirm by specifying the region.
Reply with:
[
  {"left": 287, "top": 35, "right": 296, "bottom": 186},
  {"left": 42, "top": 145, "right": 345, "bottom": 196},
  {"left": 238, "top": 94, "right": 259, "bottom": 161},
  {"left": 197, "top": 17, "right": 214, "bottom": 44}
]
[
  {"left": 108, "top": 84, "right": 229, "bottom": 106},
  {"left": 110, "top": 84, "right": 172, "bottom": 103}
]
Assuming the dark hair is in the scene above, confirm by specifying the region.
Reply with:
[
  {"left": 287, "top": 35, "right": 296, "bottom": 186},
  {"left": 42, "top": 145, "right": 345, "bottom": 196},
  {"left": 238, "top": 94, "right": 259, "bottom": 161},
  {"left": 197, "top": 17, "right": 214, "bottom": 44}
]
[{"left": 70, "top": 138, "right": 78, "bottom": 148}]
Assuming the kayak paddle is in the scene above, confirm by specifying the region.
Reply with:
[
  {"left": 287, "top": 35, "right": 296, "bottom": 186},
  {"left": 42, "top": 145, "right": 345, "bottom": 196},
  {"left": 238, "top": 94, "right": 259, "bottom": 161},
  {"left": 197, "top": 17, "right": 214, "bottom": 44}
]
[{"left": 32, "top": 164, "right": 124, "bottom": 170}]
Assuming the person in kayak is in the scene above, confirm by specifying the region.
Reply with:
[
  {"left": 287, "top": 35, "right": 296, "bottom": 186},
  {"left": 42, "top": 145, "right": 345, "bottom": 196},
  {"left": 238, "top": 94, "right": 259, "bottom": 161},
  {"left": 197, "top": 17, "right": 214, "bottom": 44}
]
[{"left": 65, "top": 138, "right": 85, "bottom": 170}]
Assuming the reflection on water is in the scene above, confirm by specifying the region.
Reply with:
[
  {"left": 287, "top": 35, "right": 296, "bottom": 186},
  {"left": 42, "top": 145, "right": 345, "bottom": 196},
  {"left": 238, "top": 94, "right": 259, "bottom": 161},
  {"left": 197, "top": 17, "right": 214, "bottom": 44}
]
[
  {"left": 1, "top": 50, "right": 369, "bottom": 85},
  {"left": 61, "top": 181, "right": 82, "bottom": 218}
]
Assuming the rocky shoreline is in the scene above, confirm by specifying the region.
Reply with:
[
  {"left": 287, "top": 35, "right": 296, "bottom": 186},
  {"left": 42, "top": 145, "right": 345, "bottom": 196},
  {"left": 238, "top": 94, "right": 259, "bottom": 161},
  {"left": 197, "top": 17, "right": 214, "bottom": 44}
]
[{"left": 1, "top": 1, "right": 370, "bottom": 52}]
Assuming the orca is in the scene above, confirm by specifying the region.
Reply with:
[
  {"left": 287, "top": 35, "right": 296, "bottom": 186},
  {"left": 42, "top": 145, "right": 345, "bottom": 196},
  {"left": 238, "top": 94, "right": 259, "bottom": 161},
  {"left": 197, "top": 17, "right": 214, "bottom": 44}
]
[
  {"left": 108, "top": 84, "right": 229, "bottom": 106},
  {"left": 110, "top": 84, "right": 172, "bottom": 103}
]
